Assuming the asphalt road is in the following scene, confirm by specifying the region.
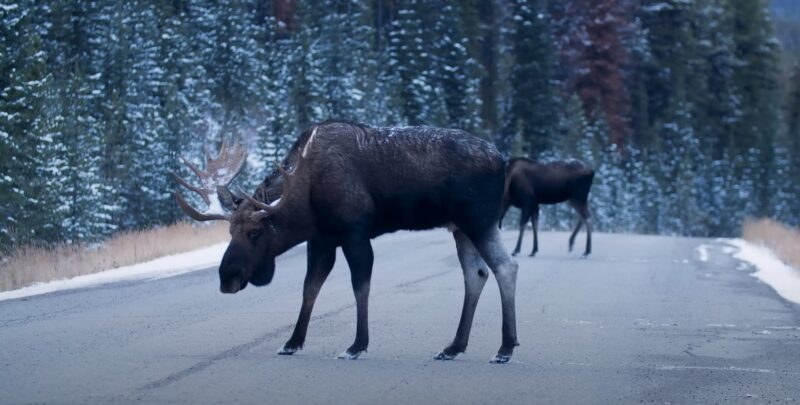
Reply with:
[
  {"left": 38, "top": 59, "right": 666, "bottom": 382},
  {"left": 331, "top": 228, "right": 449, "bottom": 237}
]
[{"left": 1, "top": 230, "right": 799, "bottom": 404}]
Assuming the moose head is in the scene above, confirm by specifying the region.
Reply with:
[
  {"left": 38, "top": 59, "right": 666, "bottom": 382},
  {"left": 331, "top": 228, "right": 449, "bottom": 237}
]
[{"left": 172, "top": 141, "right": 299, "bottom": 294}]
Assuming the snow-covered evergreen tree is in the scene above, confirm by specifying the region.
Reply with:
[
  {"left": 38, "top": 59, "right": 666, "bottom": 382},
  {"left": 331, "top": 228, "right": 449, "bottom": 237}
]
[
  {"left": 385, "top": 1, "right": 447, "bottom": 126},
  {"left": 430, "top": 0, "right": 482, "bottom": 133},
  {"left": 296, "top": 0, "right": 381, "bottom": 124},
  {"left": 504, "top": 0, "right": 557, "bottom": 157},
  {"left": 0, "top": 2, "right": 51, "bottom": 247}
]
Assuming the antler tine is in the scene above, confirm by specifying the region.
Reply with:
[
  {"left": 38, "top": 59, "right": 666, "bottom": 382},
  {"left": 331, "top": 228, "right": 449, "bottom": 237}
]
[
  {"left": 219, "top": 139, "right": 232, "bottom": 158},
  {"left": 233, "top": 139, "right": 247, "bottom": 170},
  {"left": 206, "top": 141, "right": 226, "bottom": 173},
  {"left": 204, "top": 142, "right": 213, "bottom": 165},
  {"left": 239, "top": 189, "right": 276, "bottom": 213},
  {"left": 181, "top": 156, "right": 205, "bottom": 182},
  {"left": 226, "top": 142, "right": 247, "bottom": 186},
  {"left": 175, "top": 190, "right": 229, "bottom": 221},
  {"left": 171, "top": 172, "right": 211, "bottom": 205},
  {"left": 226, "top": 140, "right": 246, "bottom": 168}
]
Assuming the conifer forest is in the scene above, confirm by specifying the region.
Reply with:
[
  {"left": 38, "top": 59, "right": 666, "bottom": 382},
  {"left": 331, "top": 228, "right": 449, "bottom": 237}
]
[{"left": 1, "top": 0, "right": 799, "bottom": 252}]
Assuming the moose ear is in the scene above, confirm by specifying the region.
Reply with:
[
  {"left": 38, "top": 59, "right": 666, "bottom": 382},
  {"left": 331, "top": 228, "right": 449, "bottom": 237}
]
[
  {"left": 232, "top": 191, "right": 245, "bottom": 206},
  {"left": 217, "top": 186, "right": 242, "bottom": 211}
]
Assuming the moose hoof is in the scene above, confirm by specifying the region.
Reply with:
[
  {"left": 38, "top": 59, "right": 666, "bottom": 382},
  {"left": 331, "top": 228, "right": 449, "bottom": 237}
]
[
  {"left": 433, "top": 351, "right": 457, "bottom": 361},
  {"left": 489, "top": 354, "right": 511, "bottom": 364},
  {"left": 528, "top": 252, "right": 537, "bottom": 257},
  {"left": 580, "top": 253, "right": 590, "bottom": 259},
  {"left": 511, "top": 251, "right": 520, "bottom": 257},
  {"left": 276, "top": 345, "right": 300, "bottom": 355},
  {"left": 337, "top": 350, "right": 363, "bottom": 360}
]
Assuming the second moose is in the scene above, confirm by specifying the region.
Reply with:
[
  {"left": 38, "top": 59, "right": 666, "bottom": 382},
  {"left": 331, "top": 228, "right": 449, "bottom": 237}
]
[{"left": 500, "top": 158, "right": 595, "bottom": 258}]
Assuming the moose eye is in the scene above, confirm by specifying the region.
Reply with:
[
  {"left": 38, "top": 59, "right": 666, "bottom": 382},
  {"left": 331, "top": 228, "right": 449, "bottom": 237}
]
[{"left": 247, "top": 230, "right": 262, "bottom": 241}]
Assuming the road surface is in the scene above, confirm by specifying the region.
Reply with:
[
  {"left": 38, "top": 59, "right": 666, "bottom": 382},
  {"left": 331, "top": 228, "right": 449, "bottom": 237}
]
[{"left": 1, "top": 231, "right": 799, "bottom": 404}]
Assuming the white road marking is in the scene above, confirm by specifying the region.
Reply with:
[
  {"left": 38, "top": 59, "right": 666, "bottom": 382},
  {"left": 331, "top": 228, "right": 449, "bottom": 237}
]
[{"left": 656, "top": 365, "right": 774, "bottom": 374}]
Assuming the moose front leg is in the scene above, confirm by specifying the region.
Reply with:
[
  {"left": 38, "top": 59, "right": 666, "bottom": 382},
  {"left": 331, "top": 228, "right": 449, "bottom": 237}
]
[
  {"left": 338, "top": 235, "right": 374, "bottom": 359},
  {"left": 278, "top": 238, "right": 337, "bottom": 355}
]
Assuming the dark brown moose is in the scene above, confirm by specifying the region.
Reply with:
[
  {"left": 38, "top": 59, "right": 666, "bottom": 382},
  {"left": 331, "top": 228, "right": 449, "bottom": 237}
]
[
  {"left": 173, "top": 122, "right": 519, "bottom": 363},
  {"left": 499, "top": 158, "right": 594, "bottom": 258}
]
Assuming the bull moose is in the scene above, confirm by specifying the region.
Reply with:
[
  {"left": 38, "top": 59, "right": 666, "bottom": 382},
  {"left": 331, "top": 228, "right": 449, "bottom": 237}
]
[
  {"left": 173, "top": 122, "right": 519, "bottom": 363},
  {"left": 499, "top": 158, "right": 594, "bottom": 258}
]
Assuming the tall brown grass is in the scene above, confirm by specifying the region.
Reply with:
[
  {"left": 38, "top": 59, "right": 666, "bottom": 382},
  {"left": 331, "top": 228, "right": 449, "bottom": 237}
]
[
  {"left": 742, "top": 218, "right": 800, "bottom": 270},
  {"left": 0, "top": 222, "right": 229, "bottom": 292}
]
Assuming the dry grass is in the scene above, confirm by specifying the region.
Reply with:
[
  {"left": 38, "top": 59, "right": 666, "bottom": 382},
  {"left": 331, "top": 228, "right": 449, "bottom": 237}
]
[
  {"left": 742, "top": 218, "right": 800, "bottom": 269},
  {"left": 0, "top": 222, "right": 229, "bottom": 292}
]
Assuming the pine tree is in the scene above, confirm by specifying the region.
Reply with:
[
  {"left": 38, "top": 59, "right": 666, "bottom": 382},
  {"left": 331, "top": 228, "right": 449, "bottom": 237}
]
[
  {"left": 430, "top": 0, "right": 482, "bottom": 132},
  {"left": 258, "top": 20, "right": 301, "bottom": 169},
  {"left": 503, "top": 0, "right": 556, "bottom": 157},
  {"left": 563, "top": 0, "right": 632, "bottom": 148},
  {"left": 787, "top": 65, "right": 800, "bottom": 146},
  {"left": 476, "top": 0, "right": 502, "bottom": 135},
  {"left": 785, "top": 65, "right": 800, "bottom": 225},
  {"left": 692, "top": 0, "right": 740, "bottom": 159},
  {"left": 0, "top": 2, "right": 51, "bottom": 248},
  {"left": 729, "top": 0, "right": 781, "bottom": 217},
  {"left": 50, "top": 71, "right": 116, "bottom": 242},
  {"left": 45, "top": 0, "right": 116, "bottom": 241},
  {"left": 296, "top": 0, "right": 381, "bottom": 124},
  {"left": 654, "top": 100, "right": 704, "bottom": 235},
  {"left": 385, "top": 0, "right": 447, "bottom": 126}
]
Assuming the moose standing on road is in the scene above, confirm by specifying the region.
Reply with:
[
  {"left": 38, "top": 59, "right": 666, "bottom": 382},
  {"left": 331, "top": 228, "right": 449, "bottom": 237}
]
[
  {"left": 499, "top": 158, "right": 594, "bottom": 258},
  {"left": 173, "top": 122, "right": 520, "bottom": 363}
]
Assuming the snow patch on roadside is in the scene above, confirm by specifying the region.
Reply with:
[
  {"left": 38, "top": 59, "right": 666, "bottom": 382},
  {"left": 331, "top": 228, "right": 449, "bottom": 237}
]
[
  {"left": 696, "top": 244, "right": 710, "bottom": 262},
  {"left": 0, "top": 242, "right": 229, "bottom": 302},
  {"left": 724, "top": 239, "right": 800, "bottom": 305}
]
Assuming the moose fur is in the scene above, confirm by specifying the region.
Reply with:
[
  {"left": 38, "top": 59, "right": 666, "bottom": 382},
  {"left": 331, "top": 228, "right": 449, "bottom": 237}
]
[
  {"left": 174, "top": 121, "right": 520, "bottom": 363},
  {"left": 499, "top": 158, "right": 594, "bottom": 257}
]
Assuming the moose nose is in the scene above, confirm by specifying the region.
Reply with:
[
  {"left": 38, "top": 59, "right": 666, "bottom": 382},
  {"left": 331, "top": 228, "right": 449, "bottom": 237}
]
[{"left": 220, "top": 276, "right": 242, "bottom": 294}]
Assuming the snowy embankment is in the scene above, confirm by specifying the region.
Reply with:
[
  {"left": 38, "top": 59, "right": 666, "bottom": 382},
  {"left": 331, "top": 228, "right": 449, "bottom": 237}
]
[
  {"left": 0, "top": 242, "right": 229, "bottom": 302},
  {"left": 725, "top": 239, "right": 800, "bottom": 305}
]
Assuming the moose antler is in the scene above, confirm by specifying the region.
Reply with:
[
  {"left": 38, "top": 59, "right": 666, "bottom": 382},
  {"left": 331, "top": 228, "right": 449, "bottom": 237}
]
[
  {"left": 172, "top": 140, "right": 247, "bottom": 221},
  {"left": 237, "top": 189, "right": 266, "bottom": 208},
  {"left": 237, "top": 163, "right": 292, "bottom": 220}
]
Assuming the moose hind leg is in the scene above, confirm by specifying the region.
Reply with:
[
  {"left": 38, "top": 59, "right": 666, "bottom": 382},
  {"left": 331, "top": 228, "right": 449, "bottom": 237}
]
[
  {"left": 530, "top": 205, "right": 539, "bottom": 257},
  {"left": 576, "top": 203, "right": 592, "bottom": 258},
  {"left": 278, "top": 239, "right": 336, "bottom": 355},
  {"left": 473, "top": 228, "right": 519, "bottom": 364},
  {"left": 583, "top": 217, "right": 592, "bottom": 258},
  {"left": 435, "top": 230, "right": 490, "bottom": 360},
  {"left": 512, "top": 205, "right": 530, "bottom": 256},
  {"left": 568, "top": 219, "right": 583, "bottom": 253},
  {"left": 338, "top": 235, "right": 374, "bottom": 360}
]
